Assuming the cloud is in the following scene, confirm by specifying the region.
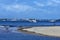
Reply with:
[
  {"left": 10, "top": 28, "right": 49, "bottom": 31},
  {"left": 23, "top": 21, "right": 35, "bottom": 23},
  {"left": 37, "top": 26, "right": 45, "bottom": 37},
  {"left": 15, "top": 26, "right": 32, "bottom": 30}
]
[
  {"left": 33, "top": 0, "right": 60, "bottom": 7},
  {"left": 52, "top": 0, "right": 60, "bottom": 3},
  {"left": 33, "top": 1, "right": 53, "bottom": 7},
  {"left": 34, "top": 1, "right": 45, "bottom": 7},
  {"left": 47, "top": 0, "right": 60, "bottom": 6},
  {"left": 0, "top": 4, "right": 36, "bottom": 12}
]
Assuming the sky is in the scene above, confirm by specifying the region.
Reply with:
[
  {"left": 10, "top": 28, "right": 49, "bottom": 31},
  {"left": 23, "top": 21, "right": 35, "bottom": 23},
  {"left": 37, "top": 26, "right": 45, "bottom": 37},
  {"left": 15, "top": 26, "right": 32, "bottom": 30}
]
[{"left": 0, "top": 0, "right": 60, "bottom": 19}]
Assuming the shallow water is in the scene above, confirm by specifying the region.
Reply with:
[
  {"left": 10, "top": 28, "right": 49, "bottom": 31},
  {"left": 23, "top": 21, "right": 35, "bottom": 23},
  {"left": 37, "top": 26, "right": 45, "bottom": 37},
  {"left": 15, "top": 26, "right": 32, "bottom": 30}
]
[
  {"left": 0, "top": 32, "right": 60, "bottom": 40},
  {"left": 0, "top": 27, "right": 60, "bottom": 40}
]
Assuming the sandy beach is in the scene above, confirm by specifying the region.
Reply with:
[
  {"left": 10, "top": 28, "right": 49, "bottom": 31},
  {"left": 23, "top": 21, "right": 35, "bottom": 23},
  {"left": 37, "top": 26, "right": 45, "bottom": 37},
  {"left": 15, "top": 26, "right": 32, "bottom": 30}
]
[{"left": 18, "top": 26, "right": 60, "bottom": 37}]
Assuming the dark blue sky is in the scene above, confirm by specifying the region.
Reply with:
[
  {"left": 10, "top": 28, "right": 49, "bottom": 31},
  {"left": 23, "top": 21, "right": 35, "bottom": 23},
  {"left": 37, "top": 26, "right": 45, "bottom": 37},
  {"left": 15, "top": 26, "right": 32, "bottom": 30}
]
[{"left": 0, "top": 0, "right": 60, "bottom": 19}]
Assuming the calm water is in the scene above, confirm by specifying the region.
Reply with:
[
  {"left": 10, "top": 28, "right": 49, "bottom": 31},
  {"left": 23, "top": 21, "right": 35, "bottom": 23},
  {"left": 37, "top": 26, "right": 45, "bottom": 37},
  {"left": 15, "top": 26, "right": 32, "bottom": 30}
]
[
  {"left": 0, "top": 30, "right": 60, "bottom": 40},
  {"left": 0, "top": 21, "right": 60, "bottom": 40},
  {"left": 0, "top": 21, "right": 60, "bottom": 26}
]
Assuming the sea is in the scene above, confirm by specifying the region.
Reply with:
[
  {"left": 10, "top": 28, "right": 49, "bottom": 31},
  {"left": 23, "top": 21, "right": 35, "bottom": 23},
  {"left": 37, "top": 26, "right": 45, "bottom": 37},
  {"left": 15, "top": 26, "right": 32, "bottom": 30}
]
[{"left": 0, "top": 21, "right": 60, "bottom": 40}]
